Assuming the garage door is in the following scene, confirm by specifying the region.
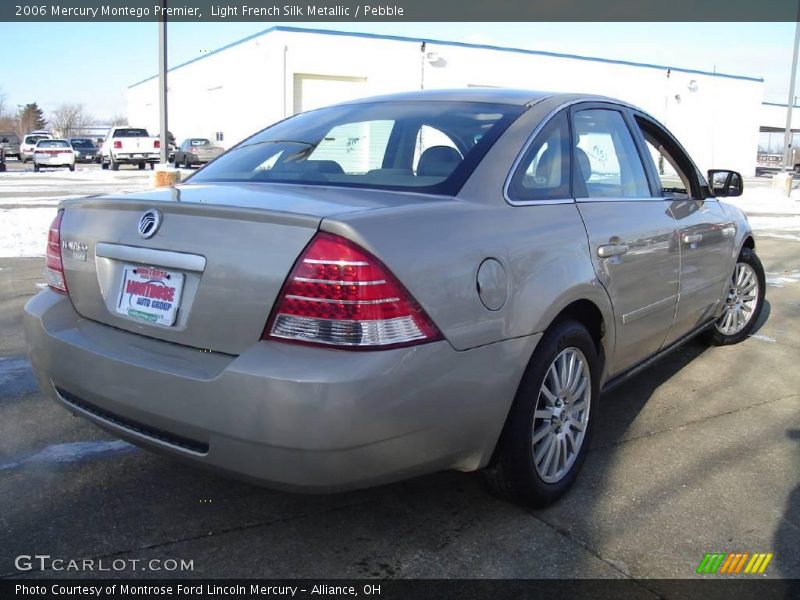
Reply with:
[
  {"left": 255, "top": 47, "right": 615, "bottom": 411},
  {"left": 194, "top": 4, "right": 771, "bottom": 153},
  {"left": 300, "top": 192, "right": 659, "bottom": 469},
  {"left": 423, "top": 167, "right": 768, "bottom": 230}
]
[{"left": 293, "top": 74, "right": 367, "bottom": 114}]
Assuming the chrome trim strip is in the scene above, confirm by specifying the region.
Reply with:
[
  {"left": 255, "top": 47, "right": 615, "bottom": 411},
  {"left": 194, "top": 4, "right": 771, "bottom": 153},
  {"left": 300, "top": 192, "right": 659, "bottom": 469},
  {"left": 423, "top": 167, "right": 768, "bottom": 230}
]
[
  {"left": 284, "top": 294, "right": 400, "bottom": 305},
  {"left": 95, "top": 243, "right": 206, "bottom": 272},
  {"left": 303, "top": 259, "right": 370, "bottom": 266},
  {"left": 622, "top": 294, "right": 677, "bottom": 325},
  {"left": 294, "top": 277, "right": 386, "bottom": 286}
]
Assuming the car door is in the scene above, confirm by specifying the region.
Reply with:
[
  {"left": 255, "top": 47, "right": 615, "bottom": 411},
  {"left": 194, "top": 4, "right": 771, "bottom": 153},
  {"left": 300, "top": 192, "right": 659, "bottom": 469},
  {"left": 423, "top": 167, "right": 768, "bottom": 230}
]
[
  {"left": 631, "top": 114, "right": 737, "bottom": 346},
  {"left": 571, "top": 103, "right": 680, "bottom": 377}
]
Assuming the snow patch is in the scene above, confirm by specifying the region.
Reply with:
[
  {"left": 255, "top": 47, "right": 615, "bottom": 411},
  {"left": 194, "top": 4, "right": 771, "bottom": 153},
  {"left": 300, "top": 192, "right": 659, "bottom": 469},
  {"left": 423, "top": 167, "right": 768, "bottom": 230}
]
[{"left": 0, "top": 207, "right": 58, "bottom": 257}]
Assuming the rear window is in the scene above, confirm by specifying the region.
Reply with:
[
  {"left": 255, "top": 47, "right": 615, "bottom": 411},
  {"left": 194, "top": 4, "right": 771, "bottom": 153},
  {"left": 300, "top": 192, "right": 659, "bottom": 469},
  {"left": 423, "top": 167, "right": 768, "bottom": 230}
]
[
  {"left": 25, "top": 135, "right": 48, "bottom": 145},
  {"left": 189, "top": 101, "right": 523, "bottom": 194},
  {"left": 113, "top": 128, "right": 149, "bottom": 137},
  {"left": 37, "top": 140, "right": 70, "bottom": 148},
  {"left": 70, "top": 139, "right": 95, "bottom": 148},
  {"left": 190, "top": 139, "right": 211, "bottom": 146}
]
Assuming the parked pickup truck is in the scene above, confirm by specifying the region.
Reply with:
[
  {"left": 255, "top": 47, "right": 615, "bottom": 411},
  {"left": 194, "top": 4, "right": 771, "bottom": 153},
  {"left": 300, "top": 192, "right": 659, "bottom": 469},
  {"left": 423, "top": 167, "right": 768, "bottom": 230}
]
[{"left": 101, "top": 127, "right": 161, "bottom": 171}]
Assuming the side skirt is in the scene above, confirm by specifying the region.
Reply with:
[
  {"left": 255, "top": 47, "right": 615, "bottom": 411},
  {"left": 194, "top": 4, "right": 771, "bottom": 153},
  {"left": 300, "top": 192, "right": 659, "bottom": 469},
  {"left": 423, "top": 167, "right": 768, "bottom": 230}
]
[{"left": 601, "top": 319, "right": 715, "bottom": 393}]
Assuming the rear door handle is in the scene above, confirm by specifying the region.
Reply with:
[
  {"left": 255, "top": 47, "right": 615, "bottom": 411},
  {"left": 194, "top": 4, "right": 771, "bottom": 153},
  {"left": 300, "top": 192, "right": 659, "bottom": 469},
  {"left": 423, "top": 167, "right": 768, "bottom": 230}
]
[
  {"left": 597, "top": 243, "right": 629, "bottom": 258},
  {"left": 683, "top": 233, "right": 703, "bottom": 245}
]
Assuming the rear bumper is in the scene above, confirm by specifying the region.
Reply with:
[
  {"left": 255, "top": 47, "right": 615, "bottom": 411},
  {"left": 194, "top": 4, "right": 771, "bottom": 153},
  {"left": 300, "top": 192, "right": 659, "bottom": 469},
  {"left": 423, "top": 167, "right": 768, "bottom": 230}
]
[
  {"left": 34, "top": 155, "right": 74, "bottom": 166},
  {"left": 24, "top": 290, "right": 536, "bottom": 492},
  {"left": 111, "top": 154, "right": 159, "bottom": 163}
]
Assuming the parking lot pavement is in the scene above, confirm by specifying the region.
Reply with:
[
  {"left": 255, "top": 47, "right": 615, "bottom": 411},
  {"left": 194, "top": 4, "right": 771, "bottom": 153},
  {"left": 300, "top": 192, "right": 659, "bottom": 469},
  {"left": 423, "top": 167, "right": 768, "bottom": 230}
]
[{"left": 0, "top": 238, "right": 797, "bottom": 581}]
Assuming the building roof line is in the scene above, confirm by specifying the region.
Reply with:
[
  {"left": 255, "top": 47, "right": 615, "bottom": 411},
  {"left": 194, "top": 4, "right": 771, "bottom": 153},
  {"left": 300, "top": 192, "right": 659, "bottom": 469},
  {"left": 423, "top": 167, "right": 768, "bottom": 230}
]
[
  {"left": 763, "top": 101, "right": 800, "bottom": 108},
  {"left": 128, "top": 25, "right": 764, "bottom": 89}
]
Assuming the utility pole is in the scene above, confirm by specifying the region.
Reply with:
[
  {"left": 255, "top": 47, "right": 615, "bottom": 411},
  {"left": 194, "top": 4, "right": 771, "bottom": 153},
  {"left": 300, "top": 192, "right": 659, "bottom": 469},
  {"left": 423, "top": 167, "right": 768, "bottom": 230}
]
[
  {"left": 158, "top": 0, "right": 168, "bottom": 164},
  {"left": 782, "top": 19, "right": 800, "bottom": 171}
]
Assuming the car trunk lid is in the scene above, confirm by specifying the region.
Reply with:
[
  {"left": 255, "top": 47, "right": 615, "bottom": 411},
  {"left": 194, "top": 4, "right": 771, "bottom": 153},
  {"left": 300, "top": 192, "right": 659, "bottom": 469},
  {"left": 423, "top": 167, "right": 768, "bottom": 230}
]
[{"left": 58, "top": 182, "right": 438, "bottom": 354}]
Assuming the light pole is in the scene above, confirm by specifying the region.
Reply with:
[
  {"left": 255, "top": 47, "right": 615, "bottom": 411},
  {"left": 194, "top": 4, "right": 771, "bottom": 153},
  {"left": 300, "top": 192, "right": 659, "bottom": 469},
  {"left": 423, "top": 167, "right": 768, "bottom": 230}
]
[
  {"left": 158, "top": 0, "right": 168, "bottom": 164},
  {"left": 782, "top": 20, "right": 800, "bottom": 172}
]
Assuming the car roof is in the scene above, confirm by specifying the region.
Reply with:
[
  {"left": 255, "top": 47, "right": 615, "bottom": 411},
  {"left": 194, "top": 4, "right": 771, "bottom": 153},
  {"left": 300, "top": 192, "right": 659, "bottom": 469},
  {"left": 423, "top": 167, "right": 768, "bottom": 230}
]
[{"left": 331, "top": 88, "right": 555, "bottom": 107}]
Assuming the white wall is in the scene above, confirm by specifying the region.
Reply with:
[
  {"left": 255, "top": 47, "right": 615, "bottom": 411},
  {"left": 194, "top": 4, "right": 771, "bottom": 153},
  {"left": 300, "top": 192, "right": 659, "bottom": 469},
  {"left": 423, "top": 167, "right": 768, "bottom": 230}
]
[
  {"left": 128, "top": 29, "right": 764, "bottom": 175},
  {"left": 760, "top": 102, "right": 800, "bottom": 130}
]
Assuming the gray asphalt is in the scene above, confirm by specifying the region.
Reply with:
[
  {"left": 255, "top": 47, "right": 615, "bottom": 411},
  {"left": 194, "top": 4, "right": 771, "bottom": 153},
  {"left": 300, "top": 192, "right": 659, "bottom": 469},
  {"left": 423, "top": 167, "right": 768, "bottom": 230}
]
[{"left": 0, "top": 237, "right": 798, "bottom": 582}]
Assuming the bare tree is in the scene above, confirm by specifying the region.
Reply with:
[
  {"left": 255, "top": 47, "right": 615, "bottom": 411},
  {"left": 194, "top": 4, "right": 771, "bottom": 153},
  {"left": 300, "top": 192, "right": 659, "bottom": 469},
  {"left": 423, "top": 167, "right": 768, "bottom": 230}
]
[
  {"left": 109, "top": 113, "right": 128, "bottom": 126},
  {"left": 50, "top": 103, "right": 96, "bottom": 138}
]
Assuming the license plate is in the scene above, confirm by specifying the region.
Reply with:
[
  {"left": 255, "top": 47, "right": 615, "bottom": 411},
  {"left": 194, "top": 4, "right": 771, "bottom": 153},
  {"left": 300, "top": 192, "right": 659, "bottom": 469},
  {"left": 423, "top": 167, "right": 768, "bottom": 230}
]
[
  {"left": 132, "top": 153, "right": 142, "bottom": 158},
  {"left": 116, "top": 265, "right": 185, "bottom": 326}
]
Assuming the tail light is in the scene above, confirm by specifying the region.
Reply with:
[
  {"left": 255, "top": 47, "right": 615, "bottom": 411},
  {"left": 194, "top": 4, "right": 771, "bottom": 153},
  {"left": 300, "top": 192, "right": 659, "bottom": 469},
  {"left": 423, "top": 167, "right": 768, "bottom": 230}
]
[
  {"left": 45, "top": 210, "right": 68, "bottom": 294},
  {"left": 264, "top": 232, "right": 441, "bottom": 349},
  {"left": 154, "top": 140, "right": 161, "bottom": 149},
  {"left": 113, "top": 140, "right": 122, "bottom": 149}
]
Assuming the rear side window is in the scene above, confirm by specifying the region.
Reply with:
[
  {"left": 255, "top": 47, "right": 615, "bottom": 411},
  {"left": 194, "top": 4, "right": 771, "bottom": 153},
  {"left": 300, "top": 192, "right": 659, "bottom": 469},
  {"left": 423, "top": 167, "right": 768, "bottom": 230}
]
[
  {"left": 507, "top": 111, "right": 571, "bottom": 202},
  {"left": 113, "top": 129, "right": 149, "bottom": 137},
  {"left": 189, "top": 101, "right": 523, "bottom": 195},
  {"left": 572, "top": 109, "right": 650, "bottom": 198}
]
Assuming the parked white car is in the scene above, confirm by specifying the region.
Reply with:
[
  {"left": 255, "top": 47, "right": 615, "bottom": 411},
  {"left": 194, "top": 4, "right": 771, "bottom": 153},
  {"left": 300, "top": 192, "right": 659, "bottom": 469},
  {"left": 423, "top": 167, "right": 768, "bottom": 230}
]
[
  {"left": 33, "top": 139, "right": 75, "bottom": 172},
  {"left": 20, "top": 132, "right": 54, "bottom": 163},
  {"left": 101, "top": 127, "right": 161, "bottom": 170}
]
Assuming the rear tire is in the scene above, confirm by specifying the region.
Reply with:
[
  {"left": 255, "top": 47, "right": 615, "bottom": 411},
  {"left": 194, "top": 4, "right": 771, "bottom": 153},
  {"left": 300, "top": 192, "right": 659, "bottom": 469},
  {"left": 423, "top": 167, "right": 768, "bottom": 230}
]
[
  {"left": 149, "top": 162, "right": 156, "bottom": 170},
  {"left": 482, "top": 319, "right": 600, "bottom": 507},
  {"left": 706, "top": 247, "right": 765, "bottom": 346},
  {"left": 138, "top": 162, "right": 145, "bottom": 170},
  {"left": 184, "top": 157, "right": 191, "bottom": 169},
  {"left": 111, "top": 157, "right": 119, "bottom": 171},
  {"left": 33, "top": 163, "right": 39, "bottom": 172},
  {"left": 68, "top": 164, "right": 75, "bottom": 172}
]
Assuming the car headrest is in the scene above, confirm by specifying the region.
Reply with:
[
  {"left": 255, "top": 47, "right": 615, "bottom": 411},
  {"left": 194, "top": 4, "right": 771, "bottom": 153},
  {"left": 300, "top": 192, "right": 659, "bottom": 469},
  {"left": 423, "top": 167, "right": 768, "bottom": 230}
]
[
  {"left": 303, "top": 160, "right": 344, "bottom": 175},
  {"left": 574, "top": 147, "right": 592, "bottom": 182},
  {"left": 417, "top": 146, "right": 462, "bottom": 178}
]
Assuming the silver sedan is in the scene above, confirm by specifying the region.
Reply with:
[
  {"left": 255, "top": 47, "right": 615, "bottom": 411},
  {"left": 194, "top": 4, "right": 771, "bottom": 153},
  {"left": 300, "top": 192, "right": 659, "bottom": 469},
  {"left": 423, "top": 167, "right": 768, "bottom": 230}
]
[{"left": 24, "top": 89, "right": 764, "bottom": 506}]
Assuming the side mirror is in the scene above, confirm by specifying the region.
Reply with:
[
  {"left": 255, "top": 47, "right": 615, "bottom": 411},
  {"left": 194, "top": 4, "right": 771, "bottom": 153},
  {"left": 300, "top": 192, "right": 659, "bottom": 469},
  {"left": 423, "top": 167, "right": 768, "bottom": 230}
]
[{"left": 707, "top": 169, "right": 743, "bottom": 197}]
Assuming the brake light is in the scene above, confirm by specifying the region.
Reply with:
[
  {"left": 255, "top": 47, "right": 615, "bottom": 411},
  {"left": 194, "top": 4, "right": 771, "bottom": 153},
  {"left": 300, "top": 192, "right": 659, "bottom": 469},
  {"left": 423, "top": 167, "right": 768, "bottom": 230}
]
[
  {"left": 113, "top": 140, "right": 122, "bottom": 149},
  {"left": 264, "top": 232, "right": 441, "bottom": 349},
  {"left": 45, "top": 210, "right": 68, "bottom": 294},
  {"left": 154, "top": 140, "right": 161, "bottom": 149}
]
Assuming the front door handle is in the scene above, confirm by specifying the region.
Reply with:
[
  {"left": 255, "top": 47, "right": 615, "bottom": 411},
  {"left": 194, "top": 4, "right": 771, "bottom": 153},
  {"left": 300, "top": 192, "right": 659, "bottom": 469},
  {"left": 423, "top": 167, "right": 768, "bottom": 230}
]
[
  {"left": 683, "top": 233, "right": 703, "bottom": 245},
  {"left": 597, "top": 243, "right": 629, "bottom": 258}
]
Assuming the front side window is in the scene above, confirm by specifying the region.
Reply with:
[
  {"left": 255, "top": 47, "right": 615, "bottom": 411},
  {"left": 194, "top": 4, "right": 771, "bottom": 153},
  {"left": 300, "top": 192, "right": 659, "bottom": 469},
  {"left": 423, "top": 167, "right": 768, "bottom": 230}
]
[
  {"left": 189, "top": 101, "right": 523, "bottom": 195},
  {"left": 507, "top": 111, "right": 571, "bottom": 202},
  {"left": 572, "top": 109, "right": 650, "bottom": 198},
  {"left": 635, "top": 116, "right": 704, "bottom": 200}
]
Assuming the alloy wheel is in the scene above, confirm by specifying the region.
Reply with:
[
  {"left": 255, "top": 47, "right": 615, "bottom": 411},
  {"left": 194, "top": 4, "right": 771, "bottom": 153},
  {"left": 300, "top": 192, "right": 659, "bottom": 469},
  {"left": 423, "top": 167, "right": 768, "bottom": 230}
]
[
  {"left": 532, "top": 347, "right": 591, "bottom": 483},
  {"left": 715, "top": 262, "right": 759, "bottom": 335}
]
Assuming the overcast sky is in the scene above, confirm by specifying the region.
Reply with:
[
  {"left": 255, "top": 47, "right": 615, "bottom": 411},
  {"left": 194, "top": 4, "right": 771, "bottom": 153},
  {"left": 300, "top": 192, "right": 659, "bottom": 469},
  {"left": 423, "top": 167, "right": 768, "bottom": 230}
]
[{"left": 0, "top": 21, "right": 796, "bottom": 121}]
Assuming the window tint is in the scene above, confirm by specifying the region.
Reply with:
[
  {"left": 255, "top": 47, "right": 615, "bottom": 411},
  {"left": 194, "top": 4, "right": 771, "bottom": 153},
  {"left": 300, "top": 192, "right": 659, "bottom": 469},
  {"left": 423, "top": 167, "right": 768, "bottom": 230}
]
[
  {"left": 113, "top": 128, "right": 149, "bottom": 138},
  {"left": 190, "top": 101, "right": 523, "bottom": 195},
  {"left": 508, "top": 111, "right": 571, "bottom": 201},
  {"left": 573, "top": 109, "right": 650, "bottom": 198}
]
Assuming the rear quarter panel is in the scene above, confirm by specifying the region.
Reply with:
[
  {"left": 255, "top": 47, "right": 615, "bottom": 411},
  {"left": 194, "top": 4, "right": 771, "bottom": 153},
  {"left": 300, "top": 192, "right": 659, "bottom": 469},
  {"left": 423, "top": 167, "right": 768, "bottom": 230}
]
[{"left": 324, "top": 96, "right": 614, "bottom": 369}]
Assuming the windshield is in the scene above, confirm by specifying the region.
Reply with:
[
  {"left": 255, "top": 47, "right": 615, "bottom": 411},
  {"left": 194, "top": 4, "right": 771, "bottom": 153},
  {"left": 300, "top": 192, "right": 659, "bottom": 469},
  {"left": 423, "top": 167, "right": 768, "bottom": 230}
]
[{"left": 189, "top": 101, "right": 523, "bottom": 194}]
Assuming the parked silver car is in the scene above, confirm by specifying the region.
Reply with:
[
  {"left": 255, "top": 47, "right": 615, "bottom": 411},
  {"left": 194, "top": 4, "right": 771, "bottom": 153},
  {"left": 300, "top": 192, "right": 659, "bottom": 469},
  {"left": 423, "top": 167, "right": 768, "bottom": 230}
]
[
  {"left": 24, "top": 90, "right": 764, "bottom": 506},
  {"left": 174, "top": 138, "right": 224, "bottom": 168}
]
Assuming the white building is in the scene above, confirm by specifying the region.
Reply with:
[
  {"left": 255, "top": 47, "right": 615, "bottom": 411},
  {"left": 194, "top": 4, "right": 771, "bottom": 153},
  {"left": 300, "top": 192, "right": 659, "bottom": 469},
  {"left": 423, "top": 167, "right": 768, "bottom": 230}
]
[{"left": 128, "top": 26, "right": 764, "bottom": 176}]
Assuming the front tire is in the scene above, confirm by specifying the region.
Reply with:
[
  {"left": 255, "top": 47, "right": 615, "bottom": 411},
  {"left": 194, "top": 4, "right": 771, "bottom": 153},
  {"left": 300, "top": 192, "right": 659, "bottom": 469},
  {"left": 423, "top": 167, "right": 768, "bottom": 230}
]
[
  {"left": 706, "top": 247, "right": 765, "bottom": 346},
  {"left": 483, "top": 319, "right": 600, "bottom": 507}
]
